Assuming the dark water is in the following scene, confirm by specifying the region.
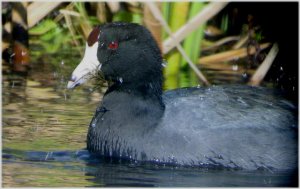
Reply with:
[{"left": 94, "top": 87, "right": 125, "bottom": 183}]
[
  {"left": 2, "top": 50, "right": 297, "bottom": 187},
  {"left": 2, "top": 148, "right": 297, "bottom": 187}
]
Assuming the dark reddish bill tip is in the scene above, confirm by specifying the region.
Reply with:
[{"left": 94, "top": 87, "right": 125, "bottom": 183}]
[{"left": 87, "top": 27, "right": 100, "bottom": 47}]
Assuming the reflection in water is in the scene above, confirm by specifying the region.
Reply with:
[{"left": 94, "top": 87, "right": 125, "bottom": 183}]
[
  {"left": 3, "top": 52, "right": 101, "bottom": 186},
  {"left": 3, "top": 148, "right": 297, "bottom": 187},
  {"left": 2, "top": 53, "right": 297, "bottom": 187}
]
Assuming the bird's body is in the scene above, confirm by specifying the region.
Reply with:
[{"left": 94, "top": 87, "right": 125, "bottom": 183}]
[{"left": 87, "top": 85, "right": 297, "bottom": 170}]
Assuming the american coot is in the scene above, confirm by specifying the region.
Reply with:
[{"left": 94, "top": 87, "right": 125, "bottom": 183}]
[{"left": 67, "top": 22, "right": 297, "bottom": 171}]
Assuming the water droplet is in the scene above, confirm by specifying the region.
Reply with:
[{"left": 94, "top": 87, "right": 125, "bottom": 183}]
[
  {"left": 196, "top": 84, "right": 201, "bottom": 88},
  {"left": 100, "top": 42, "right": 104, "bottom": 47},
  {"left": 97, "top": 64, "right": 102, "bottom": 70},
  {"left": 45, "top": 152, "right": 49, "bottom": 160},
  {"left": 242, "top": 73, "right": 248, "bottom": 78},
  {"left": 45, "top": 151, "right": 52, "bottom": 161},
  {"left": 91, "top": 122, "right": 96, "bottom": 128},
  {"left": 118, "top": 77, "right": 123, "bottom": 83},
  {"left": 237, "top": 97, "right": 248, "bottom": 106},
  {"left": 11, "top": 81, "right": 15, "bottom": 88},
  {"left": 280, "top": 66, "right": 283, "bottom": 71},
  {"left": 162, "top": 60, "right": 167, "bottom": 67},
  {"left": 101, "top": 118, "right": 104, "bottom": 121},
  {"left": 232, "top": 64, "right": 238, "bottom": 71},
  {"left": 292, "top": 86, "right": 295, "bottom": 91},
  {"left": 149, "top": 83, "right": 153, "bottom": 89},
  {"left": 61, "top": 60, "right": 64, "bottom": 65},
  {"left": 10, "top": 53, "right": 15, "bottom": 57}
]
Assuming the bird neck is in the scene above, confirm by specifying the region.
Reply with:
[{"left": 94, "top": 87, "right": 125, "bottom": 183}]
[{"left": 105, "top": 79, "right": 165, "bottom": 110}]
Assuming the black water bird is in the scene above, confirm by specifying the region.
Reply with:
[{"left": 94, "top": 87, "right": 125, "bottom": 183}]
[{"left": 67, "top": 22, "right": 297, "bottom": 171}]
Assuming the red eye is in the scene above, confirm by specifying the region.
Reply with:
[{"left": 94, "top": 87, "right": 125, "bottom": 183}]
[{"left": 108, "top": 41, "right": 119, "bottom": 50}]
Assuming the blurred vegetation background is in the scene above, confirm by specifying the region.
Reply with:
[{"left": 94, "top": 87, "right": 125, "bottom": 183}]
[{"left": 2, "top": 2, "right": 298, "bottom": 102}]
